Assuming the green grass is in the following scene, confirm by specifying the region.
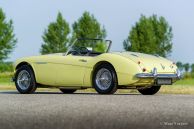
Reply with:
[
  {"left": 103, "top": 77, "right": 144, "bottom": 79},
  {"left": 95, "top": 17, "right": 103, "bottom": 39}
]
[
  {"left": 0, "top": 72, "right": 194, "bottom": 94},
  {"left": 160, "top": 85, "right": 194, "bottom": 95},
  {"left": 0, "top": 72, "right": 14, "bottom": 90},
  {"left": 0, "top": 77, "right": 13, "bottom": 85},
  {"left": 159, "top": 78, "right": 194, "bottom": 95},
  {"left": 174, "top": 78, "right": 194, "bottom": 85}
]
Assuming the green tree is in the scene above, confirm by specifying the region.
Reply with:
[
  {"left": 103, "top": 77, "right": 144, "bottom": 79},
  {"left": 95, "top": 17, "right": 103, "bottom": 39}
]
[
  {"left": 124, "top": 14, "right": 173, "bottom": 57},
  {"left": 0, "top": 8, "right": 17, "bottom": 61},
  {"left": 40, "top": 12, "right": 70, "bottom": 54},
  {"left": 191, "top": 64, "right": 194, "bottom": 73},
  {"left": 72, "top": 11, "right": 107, "bottom": 52},
  {"left": 0, "top": 62, "right": 13, "bottom": 72},
  {"left": 183, "top": 63, "right": 190, "bottom": 73},
  {"left": 176, "top": 61, "right": 184, "bottom": 71},
  {"left": 191, "top": 64, "right": 194, "bottom": 78}
]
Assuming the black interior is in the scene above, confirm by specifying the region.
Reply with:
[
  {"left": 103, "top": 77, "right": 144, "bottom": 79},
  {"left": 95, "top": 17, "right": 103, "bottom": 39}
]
[{"left": 67, "top": 46, "right": 102, "bottom": 56}]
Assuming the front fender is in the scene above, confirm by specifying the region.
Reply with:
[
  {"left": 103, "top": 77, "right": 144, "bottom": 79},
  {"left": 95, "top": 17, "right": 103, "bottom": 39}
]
[{"left": 14, "top": 58, "right": 37, "bottom": 81}]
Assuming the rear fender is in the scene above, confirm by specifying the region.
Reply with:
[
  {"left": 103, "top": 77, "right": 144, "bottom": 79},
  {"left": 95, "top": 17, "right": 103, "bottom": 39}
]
[{"left": 88, "top": 53, "right": 142, "bottom": 86}]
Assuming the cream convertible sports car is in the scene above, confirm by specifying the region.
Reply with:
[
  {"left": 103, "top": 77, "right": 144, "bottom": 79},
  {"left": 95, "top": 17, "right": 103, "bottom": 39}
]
[{"left": 13, "top": 39, "right": 181, "bottom": 95}]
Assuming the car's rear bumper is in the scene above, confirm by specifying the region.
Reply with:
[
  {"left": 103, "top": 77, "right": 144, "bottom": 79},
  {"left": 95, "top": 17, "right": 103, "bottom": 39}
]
[{"left": 136, "top": 68, "right": 182, "bottom": 80}]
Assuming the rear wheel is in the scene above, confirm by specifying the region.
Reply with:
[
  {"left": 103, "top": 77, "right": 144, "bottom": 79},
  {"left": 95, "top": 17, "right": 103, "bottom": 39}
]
[
  {"left": 93, "top": 64, "right": 117, "bottom": 94},
  {"left": 60, "top": 89, "right": 76, "bottom": 94},
  {"left": 137, "top": 85, "right": 161, "bottom": 95},
  {"left": 15, "top": 65, "right": 37, "bottom": 94}
]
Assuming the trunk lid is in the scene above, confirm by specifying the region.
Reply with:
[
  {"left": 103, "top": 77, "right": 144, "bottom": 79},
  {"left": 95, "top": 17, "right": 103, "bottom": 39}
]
[{"left": 112, "top": 52, "right": 176, "bottom": 73}]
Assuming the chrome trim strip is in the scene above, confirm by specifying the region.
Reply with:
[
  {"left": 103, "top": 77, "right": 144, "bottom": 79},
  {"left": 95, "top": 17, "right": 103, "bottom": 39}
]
[
  {"left": 35, "top": 62, "right": 47, "bottom": 64},
  {"left": 33, "top": 61, "right": 92, "bottom": 68},
  {"left": 136, "top": 68, "right": 182, "bottom": 79}
]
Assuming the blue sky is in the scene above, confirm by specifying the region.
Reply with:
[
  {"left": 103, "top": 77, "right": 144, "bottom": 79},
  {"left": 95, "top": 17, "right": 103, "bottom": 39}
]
[{"left": 0, "top": 0, "right": 193, "bottom": 63}]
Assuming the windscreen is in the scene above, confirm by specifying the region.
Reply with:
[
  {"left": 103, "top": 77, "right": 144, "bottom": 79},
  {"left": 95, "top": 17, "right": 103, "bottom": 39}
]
[{"left": 70, "top": 39, "right": 111, "bottom": 53}]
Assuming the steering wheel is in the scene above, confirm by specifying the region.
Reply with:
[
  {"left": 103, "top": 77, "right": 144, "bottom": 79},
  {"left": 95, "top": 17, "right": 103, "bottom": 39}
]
[
  {"left": 79, "top": 47, "right": 89, "bottom": 54},
  {"left": 68, "top": 46, "right": 89, "bottom": 55}
]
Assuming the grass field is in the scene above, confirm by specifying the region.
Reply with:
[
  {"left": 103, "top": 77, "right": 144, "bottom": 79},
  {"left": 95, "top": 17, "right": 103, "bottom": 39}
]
[{"left": 0, "top": 72, "right": 194, "bottom": 94}]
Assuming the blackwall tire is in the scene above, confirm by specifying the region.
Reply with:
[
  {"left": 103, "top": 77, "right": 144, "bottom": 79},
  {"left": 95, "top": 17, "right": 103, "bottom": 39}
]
[
  {"left": 93, "top": 64, "right": 117, "bottom": 94},
  {"left": 59, "top": 89, "right": 77, "bottom": 94},
  {"left": 137, "top": 86, "right": 161, "bottom": 95},
  {"left": 15, "top": 65, "right": 37, "bottom": 94}
]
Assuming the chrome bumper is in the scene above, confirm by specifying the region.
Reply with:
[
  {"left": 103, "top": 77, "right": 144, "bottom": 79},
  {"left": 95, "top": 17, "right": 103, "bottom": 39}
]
[{"left": 136, "top": 68, "right": 182, "bottom": 79}]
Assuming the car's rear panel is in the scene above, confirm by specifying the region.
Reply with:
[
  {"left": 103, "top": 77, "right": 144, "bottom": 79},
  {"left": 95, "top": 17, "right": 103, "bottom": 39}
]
[
  {"left": 113, "top": 52, "right": 177, "bottom": 74},
  {"left": 111, "top": 52, "right": 179, "bottom": 87}
]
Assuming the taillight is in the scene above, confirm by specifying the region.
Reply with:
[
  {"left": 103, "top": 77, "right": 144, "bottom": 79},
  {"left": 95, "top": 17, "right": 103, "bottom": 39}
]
[{"left": 142, "top": 68, "right": 146, "bottom": 72}]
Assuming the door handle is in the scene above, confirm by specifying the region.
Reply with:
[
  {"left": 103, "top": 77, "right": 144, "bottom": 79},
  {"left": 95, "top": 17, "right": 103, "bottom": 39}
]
[{"left": 79, "top": 59, "right": 87, "bottom": 62}]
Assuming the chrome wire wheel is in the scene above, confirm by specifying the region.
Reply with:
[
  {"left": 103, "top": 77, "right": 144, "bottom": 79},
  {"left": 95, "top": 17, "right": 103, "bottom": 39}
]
[
  {"left": 17, "top": 70, "right": 31, "bottom": 90},
  {"left": 95, "top": 68, "right": 112, "bottom": 90}
]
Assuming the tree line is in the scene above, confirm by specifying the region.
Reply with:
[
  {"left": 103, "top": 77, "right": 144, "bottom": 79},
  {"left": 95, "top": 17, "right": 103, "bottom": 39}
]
[
  {"left": 0, "top": 8, "right": 192, "bottom": 76},
  {"left": 0, "top": 8, "right": 173, "bottom": 60},
  {"left": 176, "top": 62, "right": 194, "bottom": 78}
]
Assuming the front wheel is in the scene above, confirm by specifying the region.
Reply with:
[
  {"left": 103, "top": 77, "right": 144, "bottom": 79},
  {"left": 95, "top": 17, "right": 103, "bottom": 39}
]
[
  {"left": 137, "top": 85, "right": 161, "bottom": 95},
  {"left": 15, "top": 65, "right": 37, "bottom": 94},
  {"left": 93, "top": 64, "right": 117, "bottom": 94}
]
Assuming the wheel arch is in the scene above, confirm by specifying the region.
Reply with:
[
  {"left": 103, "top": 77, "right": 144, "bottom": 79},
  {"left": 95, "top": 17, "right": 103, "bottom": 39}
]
[
  {"left": 93, "top": 61, "right": 116, "bottom": 73},
  {"left": 16, "top": 62, "right": 32, "bottom": 70},
  {"left": 15, "top": 62, "right": 37, "bottom": 81}
]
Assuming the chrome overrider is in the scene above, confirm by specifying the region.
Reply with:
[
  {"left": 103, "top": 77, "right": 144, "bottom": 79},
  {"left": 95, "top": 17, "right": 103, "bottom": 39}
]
[{"left": 136, "top": 68, "right": 182, "bottom": 79}]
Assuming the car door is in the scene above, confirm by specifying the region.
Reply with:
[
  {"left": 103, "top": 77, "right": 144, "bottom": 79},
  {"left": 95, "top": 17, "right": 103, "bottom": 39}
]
[
  {"left": 33, "top": 56, "right": 58, "bottom": 86},
  {"left": 55, "top": 55, "right": 92, "bottom": 86}
]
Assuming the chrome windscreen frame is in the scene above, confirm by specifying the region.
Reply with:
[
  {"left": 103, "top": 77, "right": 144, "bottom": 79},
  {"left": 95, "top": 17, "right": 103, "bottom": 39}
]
[{"left": 136, "top": 68, "right": 182, "bottom": 80}]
